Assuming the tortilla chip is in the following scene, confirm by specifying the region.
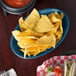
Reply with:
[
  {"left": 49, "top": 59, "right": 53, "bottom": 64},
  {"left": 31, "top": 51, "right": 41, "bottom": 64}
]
[
  {"left": 12, "top": 30, "right": 22, "bottom": 41},
  {"left": 60, "top": 13, "right": 64, "bottom": 20},
  {"left": 27, "top": 53, "right": 31, "bottom": 57},
  {"left": 23, "top": 8, "right": 40, "bottom": 29},
  {"left": 19, "top": 17, "right": 26, "bottom": 31},
  {"left": 20, "top": 49, "right": 24, "bottom": 52},
  {"left": 36, "top": 34, "right": 56, "bottom": 48},
  {"left": 55, "top": 12, "right": 60, "bottom": 19},
  {"left": 22, "top": 29, "right": 34, "bottom": 36},
  {"left": 24, "top": 49, "right": 28, "bottom": 58},
  {"left": 49, "top": 34, "right": 56, "bottom": 48},
  {"left": 17, "top": 38, "right": 36, "bottom": 48},
  {"left": 20, "top": 49, "right": 28, "bottom": 58},
  {"left": 17, "top": 33, "right": 37, "bottom": 39},
  {"left": 48, "top": 13, "right": 54, "bottom": 18},
  {"left": 26, "top": 45, "right": 49, "bottom": 56},
  {"left": 54, "top": 21, "right": 63, "bottom": 33},
  {"left": 46, "top": 30, "right": 56, "bottom": 36},
  {"left": 59, "top": 20, "right": 63, "bottom": 33},
  {"left": 20, "top": 49, "right": 33, "bottom": 57},
  {"left": 26, "top": 46, "right": 47, "bottom": 51},
  {"left": 34, "top": 15, "right": 55, "bottom": 33},
  {"left": 48, "top": 13, "right": 60, "bottom": 23},
  {"left": 22, "top": 29, "right": 43, "bottom": 37},
  {"left": 55, "top": 31, "right": 62, "bottom": 39}
]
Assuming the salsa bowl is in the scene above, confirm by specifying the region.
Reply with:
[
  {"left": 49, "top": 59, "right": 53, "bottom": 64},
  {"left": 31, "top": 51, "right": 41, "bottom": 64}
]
[{"left": 0, "top": 0, "right": 36, "bottom": 15}]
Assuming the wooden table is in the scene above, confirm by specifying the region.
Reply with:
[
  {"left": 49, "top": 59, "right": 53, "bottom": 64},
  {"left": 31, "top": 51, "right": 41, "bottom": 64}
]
[{"left": 0, "top": 0, "right": 76, "bottom": 76}]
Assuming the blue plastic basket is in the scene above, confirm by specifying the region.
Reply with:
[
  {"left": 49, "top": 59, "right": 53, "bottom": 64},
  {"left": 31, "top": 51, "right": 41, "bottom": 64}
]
[{"left": 10, "top": 8, "right": 69, "bottom": 59}]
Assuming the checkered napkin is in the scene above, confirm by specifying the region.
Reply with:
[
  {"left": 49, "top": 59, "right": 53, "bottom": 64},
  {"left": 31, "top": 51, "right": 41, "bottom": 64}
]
[{"left": 37, "top": 55, "right": 76, "bottom": 76}]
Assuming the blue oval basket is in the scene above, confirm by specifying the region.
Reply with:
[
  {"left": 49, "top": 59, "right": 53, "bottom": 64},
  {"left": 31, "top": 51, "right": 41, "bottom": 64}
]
[{"left": 10, "top": 8, "right": 69, "bottom": 59}]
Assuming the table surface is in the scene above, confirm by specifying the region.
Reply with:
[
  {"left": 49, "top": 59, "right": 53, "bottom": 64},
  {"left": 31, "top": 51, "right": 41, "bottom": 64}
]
[{"left": 0, "top": 0, "right": 76, "bottom": 76}]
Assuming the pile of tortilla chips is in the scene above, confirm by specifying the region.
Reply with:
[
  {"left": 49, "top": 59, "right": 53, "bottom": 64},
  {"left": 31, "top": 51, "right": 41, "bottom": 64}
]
[{"left": 12, "top": 8, "right": 64, "bottom": 58}]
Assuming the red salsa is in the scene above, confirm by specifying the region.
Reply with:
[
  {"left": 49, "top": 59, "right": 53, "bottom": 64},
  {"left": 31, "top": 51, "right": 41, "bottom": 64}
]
[{"left": 3, "top": 0, "right": 31, "bottom": 8}]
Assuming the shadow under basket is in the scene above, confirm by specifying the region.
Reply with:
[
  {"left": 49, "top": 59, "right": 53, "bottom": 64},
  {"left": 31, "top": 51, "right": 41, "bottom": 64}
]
[{"left": 0, "top": 0, "right": 36, "bottom": 16}]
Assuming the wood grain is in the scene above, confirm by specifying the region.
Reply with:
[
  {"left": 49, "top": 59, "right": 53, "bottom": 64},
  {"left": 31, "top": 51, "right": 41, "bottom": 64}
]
[{"left": 0, "top": 0, "right": 76, "bottom": 76}]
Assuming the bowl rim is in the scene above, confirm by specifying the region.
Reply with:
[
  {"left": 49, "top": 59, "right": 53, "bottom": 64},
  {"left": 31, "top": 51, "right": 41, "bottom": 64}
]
[
  {"left": 10, "top": 8, "right": 70, "bottom": 59},
  {"left": 0, "top": 0, "right": 36, "bottom": 11}
]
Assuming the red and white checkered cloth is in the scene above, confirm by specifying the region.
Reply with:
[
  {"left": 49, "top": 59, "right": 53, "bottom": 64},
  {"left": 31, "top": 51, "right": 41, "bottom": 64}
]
[{"left": 37, "top": 55, "right": 76, "bottom": 76}]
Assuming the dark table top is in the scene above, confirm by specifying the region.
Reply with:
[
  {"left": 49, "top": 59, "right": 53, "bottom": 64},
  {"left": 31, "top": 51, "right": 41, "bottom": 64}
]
[{"left": 0, "top": 0, "right": 76, "bottom": 76}]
